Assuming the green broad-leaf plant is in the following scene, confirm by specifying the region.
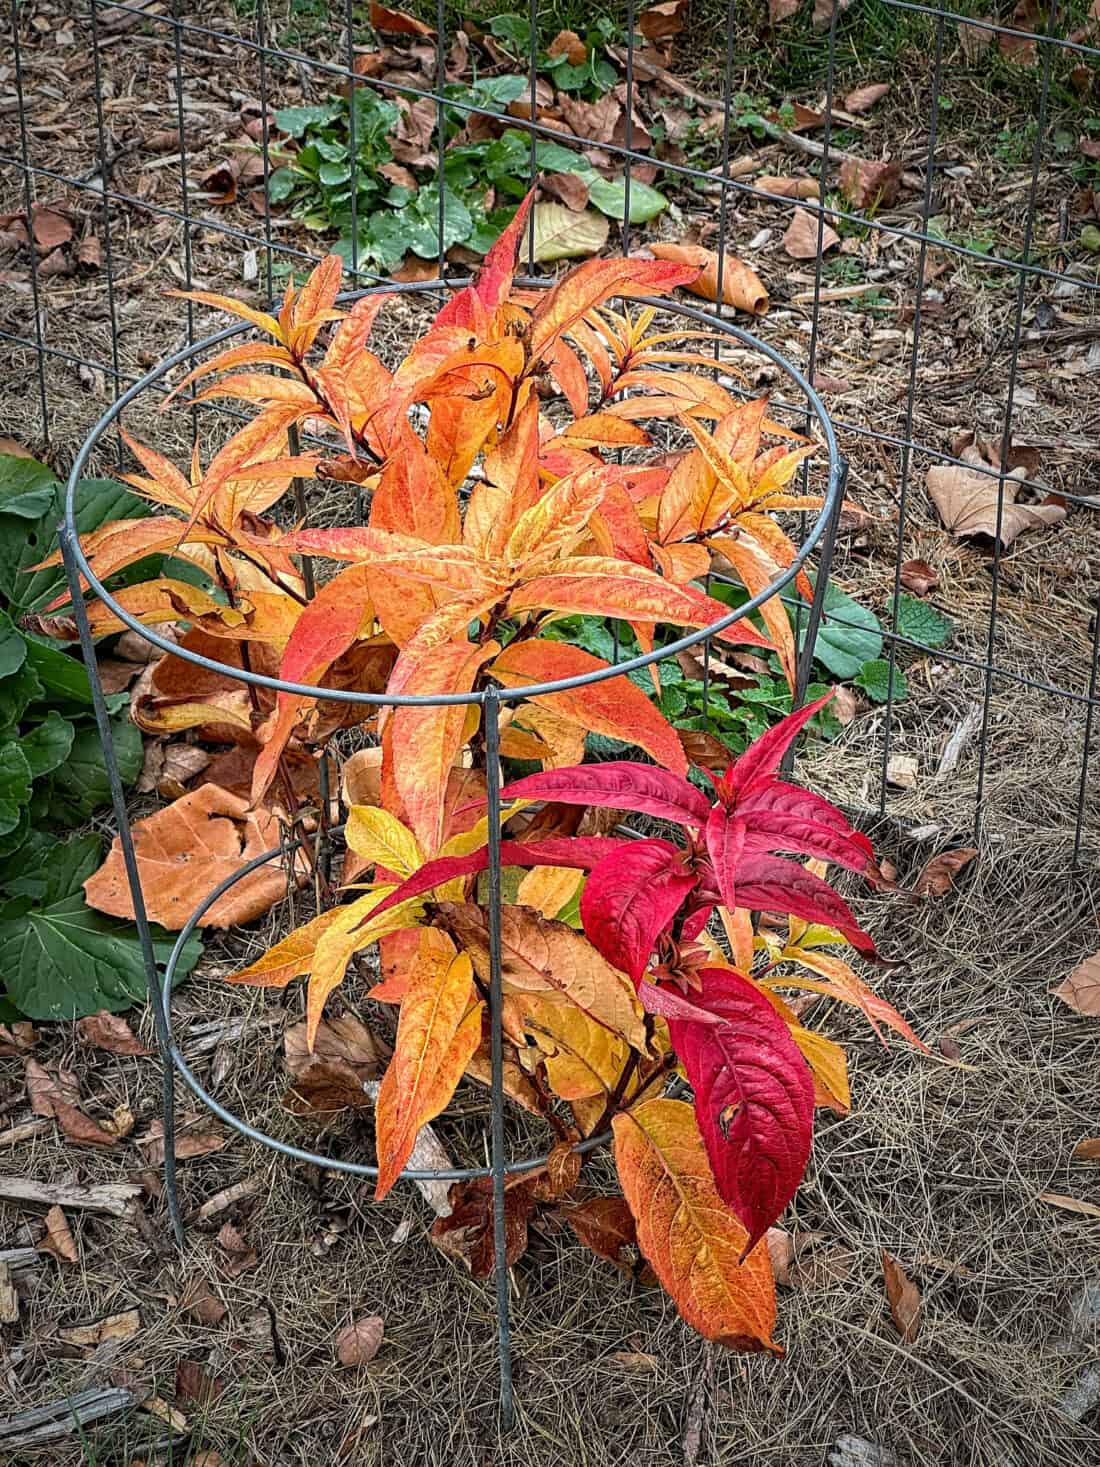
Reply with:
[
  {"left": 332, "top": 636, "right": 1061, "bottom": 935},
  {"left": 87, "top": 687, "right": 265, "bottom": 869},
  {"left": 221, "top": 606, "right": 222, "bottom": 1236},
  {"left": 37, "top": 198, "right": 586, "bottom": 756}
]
[{"left": 57, "top": 193, "right": 921, "bottom": 1352}]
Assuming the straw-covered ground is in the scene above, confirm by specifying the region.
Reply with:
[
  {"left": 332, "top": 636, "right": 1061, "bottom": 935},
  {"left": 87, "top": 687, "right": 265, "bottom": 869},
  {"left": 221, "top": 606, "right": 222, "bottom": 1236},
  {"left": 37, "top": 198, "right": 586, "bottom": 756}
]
[{"left": 2, "top": 2, "right": 1099, "bottom": 1464}]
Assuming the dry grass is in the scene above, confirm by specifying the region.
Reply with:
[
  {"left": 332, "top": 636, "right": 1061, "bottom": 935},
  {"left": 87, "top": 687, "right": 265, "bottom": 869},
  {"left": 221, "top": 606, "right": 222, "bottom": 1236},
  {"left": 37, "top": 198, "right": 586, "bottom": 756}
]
[{"left": 3, "top": 4, "right": 1100, "bottom": 1465}]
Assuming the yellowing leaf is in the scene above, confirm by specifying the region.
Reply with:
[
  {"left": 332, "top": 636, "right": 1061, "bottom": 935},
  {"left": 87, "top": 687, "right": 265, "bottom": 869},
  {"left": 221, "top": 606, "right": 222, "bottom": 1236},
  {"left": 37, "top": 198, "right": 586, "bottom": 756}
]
[
  {"left": 374, "top": 949, "right": 483, "bottom": 1199},
  {"left": 530, "top": 203, "right": 610, "bottom": 264},
  {"left": 789, "top": 1025, "right": 850, "bottom": 1113},
  {"left": 227, "top": 903, "right": 358, "bottom": 989},
  {"left": 306, "top": 894, "right": 425, "bottom": 1048},
  {"left": 345, "top": 807, "right": 423, "bottom": 880},
  {"left": 438, "top": 902, "right": 646, "bottom": 1049},
  {"left": 517, "top": 865, "right": 584, "bottom": 920},
  {"left": 523, "top": 994, "right": 629, "bottom": 1101},
  {"left": 613, "top": 1098, "right": 779, "bottom": 1351}
]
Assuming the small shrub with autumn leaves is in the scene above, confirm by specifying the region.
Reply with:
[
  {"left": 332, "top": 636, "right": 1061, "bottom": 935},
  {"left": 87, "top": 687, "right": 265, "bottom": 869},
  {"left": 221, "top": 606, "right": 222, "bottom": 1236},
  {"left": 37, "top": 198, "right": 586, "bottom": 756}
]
[{"left": 53, "top": 194, "right": 923, "bottom": 1351}]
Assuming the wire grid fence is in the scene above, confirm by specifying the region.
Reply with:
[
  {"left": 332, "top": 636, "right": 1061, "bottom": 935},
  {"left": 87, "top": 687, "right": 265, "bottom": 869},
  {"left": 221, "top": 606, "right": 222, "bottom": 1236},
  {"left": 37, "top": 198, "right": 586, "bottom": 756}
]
[{"left": 4, "top": 1, "right": 1097, "bottom": 855}]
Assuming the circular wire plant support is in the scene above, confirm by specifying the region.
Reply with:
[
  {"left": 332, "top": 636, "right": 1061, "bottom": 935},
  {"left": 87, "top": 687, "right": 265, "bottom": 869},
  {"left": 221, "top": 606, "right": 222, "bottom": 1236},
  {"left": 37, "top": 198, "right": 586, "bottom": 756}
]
[{"left": 61, "top": 279, "right": 848, "bottom": 1427}]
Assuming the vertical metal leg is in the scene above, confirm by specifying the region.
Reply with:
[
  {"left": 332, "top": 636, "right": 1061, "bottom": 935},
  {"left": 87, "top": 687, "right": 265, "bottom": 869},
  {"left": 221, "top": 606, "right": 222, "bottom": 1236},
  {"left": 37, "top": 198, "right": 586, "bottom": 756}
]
[
  {"left": 59, "top": 525, "right": 184, "bottom": 1247},
  {"left": 482, "top": 688, "right": 515, "bottom": 1429},
  {"left": 794, "top": 458, "right": 849, "bottom": 709}
]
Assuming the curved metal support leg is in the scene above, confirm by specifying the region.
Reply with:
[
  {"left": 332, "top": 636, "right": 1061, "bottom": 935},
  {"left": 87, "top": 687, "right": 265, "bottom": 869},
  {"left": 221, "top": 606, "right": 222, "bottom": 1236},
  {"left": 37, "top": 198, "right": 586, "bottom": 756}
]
[
  {"left": 59, "top": 525, "right": 185, "bottom": 1247},
  {"left": 483, "top": 688, "right": 515, "bottom": 1429}
]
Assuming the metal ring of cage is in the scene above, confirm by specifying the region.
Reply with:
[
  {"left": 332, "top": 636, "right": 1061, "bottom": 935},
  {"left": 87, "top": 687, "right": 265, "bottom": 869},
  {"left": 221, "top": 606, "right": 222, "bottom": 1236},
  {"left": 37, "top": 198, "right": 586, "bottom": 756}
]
[
  {"left": 63, "top": 279, "right": 847, "bottom": 705},
  {"left": 59, "top": 277, "right": 848, "bottom": 1428}
]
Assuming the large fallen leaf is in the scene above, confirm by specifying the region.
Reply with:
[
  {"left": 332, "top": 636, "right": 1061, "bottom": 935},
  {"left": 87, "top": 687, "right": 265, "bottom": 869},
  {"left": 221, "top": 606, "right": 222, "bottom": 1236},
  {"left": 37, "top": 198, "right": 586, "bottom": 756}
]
[
  {"left": 431, "top": 1175, "right": 536, "bottom": 1276},
  {"left": 336, "top": 1314, "right": 385, "bottom": 1366},
  {"left": 76, "top": 1011, "right": 151, "bottom": 1055},
  {"left": 531, "top": 204, "right": 610, "bottom": 264},
  {"left": 783, "top": 207, "right": 840, "bottom": 260},
  {"left": 84, "top": 783, "right": 296, "bottom": 930},
  {"left": 926, "top": 464, "right": 1065, "bottom": 545},
  {"left": 882, "top": 1250, "right": 921, "bottom": 1343},
  {"left": 1051, "top": 954, "right": 1100, "bottom": 1016},
  {"left": 838, "top": 158, "right": 903, "bottom": 209},
  {"left": 912, "top": 846, "right": 977, "bottom": 898},
  {"left": 648, "top": 242, "right": 768, "bottom": 316},
  {"left": 613, "top": 1098, "right": 779, "bottom": 1351}
]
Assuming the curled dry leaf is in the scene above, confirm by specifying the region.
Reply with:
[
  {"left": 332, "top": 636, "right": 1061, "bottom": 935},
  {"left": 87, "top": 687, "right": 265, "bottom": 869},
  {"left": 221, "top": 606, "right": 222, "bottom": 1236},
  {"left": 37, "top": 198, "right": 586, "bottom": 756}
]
[
  {"left": 431, "top": 1176, "right": 535, "bottom": 1276},
  {"left": 370, "top": 1, "right": 433, "bottom": 34},
  {"left": 783, "top": 207, "right": 840, "bottom": 260},
  {"left": 542, "top": 171, "right": 590, "bottom": 213},
  {"left": 175, "top": 1358, "right": 225, "bottom": 1406},
  {"left": 639, "top": 0, "right": 689, "bottom": 42},
  {"left": 59, "top": 1306, "right": 142, "bottom": 1346},
  {"left": 31, "top": 207, "right": 73, "bottom": 251},
  {"left": 758, "top": 175, "right": 820, "bottom": 201},
  {"left": 84, "top": 783, "right": 301, "bottom": 930},
  {"left": 76, "top": 1011, "right": 151, "bottom": 1056},
  {"left": 41, "top": 1205, "right": 79, "bottom": 1264},
  {"left": 911, "top": 846, "right": 977, "bottom": 898},
  {"left": 1050, "top": 954, "right": 1100, "bottom": 1017},
  {"left": 926, "top": 464, "right": 1065, "bottom": 546},
  {"left": 648, "top": 241, "right": 768, "bottom": 315},
  {"left": 217, "top": 1221, "right": 259, "bottom": 1277},
  {"left": 881, "top": 1250, "right": 921, "bottom": 1343},
  {"left": 547, "top": 28, "right": 587, "bottom": 63},
  {"left": 1039, "top": 1191, "right": 1100, "bottom": 1219},
  {"left": 900, "top": 559, "right": 938, "bottom": 596},
  {"left": 138, "top": 1114, "right": 228, "bottom": 1164},
  {"left": 1072, "top": 1138, "right": 1100, "bottom": 1161},
  {"left": 557, "top": 93, "right": 622, "bottom": 145},
  {"left": 844, "top": 82, "right": 891, "bottom": 112},
  {"left": 179, "top": 1277, "right": 227, "bottom": 1327},
  {"left": 562, "top": 1195, "right": 638, "bottom": 1273},
  {"left": 839, "top": 158, "right": 903, "bottom": 210},
  {"left": 336, "top": 1313, "right": 385, "bottom": 1366},
  {"left": 25, "top": 1059, "right": 118, "bottom": 1149}
]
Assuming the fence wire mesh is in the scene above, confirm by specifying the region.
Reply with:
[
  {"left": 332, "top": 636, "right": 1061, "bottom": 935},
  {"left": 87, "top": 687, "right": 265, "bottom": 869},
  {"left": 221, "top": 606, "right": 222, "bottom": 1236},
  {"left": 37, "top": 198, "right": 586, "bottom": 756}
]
[{"left": 3, "top": 0, "right": 1099, "bottom": 858}]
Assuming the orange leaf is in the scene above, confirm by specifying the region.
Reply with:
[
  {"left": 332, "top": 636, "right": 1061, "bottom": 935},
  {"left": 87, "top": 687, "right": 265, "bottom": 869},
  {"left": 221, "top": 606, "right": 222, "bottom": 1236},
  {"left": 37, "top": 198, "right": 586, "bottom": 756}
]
[
  {"left": 529, "top": 258, "right": 700, "bottom": 361},
  {"left": 504, "top": 464, "right": 613, "bottom": 567},
  {"left": 166, "top": 288, "right": 283, "bottom": 343},
  {"left": 490, "top": 638, "right": 687, "bottom": 774},
  {"left": 508, "top": 556, "right": 773, "bottom": 650},
  {"left": 613, "top": 1098, "right": 779, "bottom": 1351},
  {"left": 708, "top": 533, "right": 797, "bottom": 689},
  {"left": 161, "top": 342, "right": 298, "bottom": 409},
  {"left": 251, "top": 565, "right": 375, "bottom": 806},
  {"left": 371, "top": 420, "right": 461, "bottom": 546},
  {"left": 374, "top": 948, "right": 482, "bottom": 1199},
  {"left": 769, "top": 947, "right": 929, "bottom": 1052},
  {"left": 184, "top": 405, "right": 304, "bottom": 533},
  {"left": 227, "top": 904, "right": 356, "bottom": 988},
  {"left": 389, "top": 639, "right": 499, "bottom": 853},
  {"left": 648, "top": 242, "right": 769, "bottom": 316},
  {"left": 192, "top": 373, "right": 319, "bottom": 410},
  {"left": 289, "top": 253, "right": 344, "bottom": 353},
  {"left": 83, "top": 784, "right": 299, "bottom": 931}
]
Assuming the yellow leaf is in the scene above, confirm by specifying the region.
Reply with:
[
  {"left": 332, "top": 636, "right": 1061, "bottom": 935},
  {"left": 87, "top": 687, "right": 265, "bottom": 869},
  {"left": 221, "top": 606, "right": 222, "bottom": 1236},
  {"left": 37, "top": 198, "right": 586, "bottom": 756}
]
[
  {"left": 345, "top": 807, "right": 423, "bottom": 880},
  {"left": 517, "top": 865, "right": 584, "bottom": 920},
  {"left": 306, "top": 893, "right": 425, "bottom": 1048},
  {"left": 613, "top": 1098, "right": 779, "bottom": 1351},
  {"left": 523, "top": 994, "right": 629, "bottom": 1101}
]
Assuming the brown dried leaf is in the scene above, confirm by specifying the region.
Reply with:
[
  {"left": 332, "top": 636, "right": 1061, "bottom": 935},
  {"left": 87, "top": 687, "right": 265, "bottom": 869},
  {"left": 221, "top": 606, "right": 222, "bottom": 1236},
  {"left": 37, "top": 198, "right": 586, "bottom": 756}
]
[
  {"left": 76, "top": 1011, "right": 151, "bottom": 1055},
  {"left": 562, "top": 1195, "right": 637, "bottom": 1273},
  {"left": 758, "top": 174, "right": 820, "bottom": 200},
  {"left": 41, "top": 1205, "right": 79, "bottom": 1264},
  {"left": 1039, "top": 1191, "right": 1100, "bottom": 1218},
  {"left": 844, "top": 82, "right": 890, "bottom": 112},
  {"left": 370, "top": 2, "right": 434, "bottom": 35},
  {"left": 0, "top": 1263, "right": 18, "bottom": 1325},
  {"left": 199, "top": 159, "right": 242, "bottom": 205},
  {"left": 639, "top": 0, "right": 688, "bottom": 42},
  {"left": 175, "top": 1359, "right": 225, "bottom": 1406},
  {"left": 1051, "top": 954, "right": 1100, "bottom": 1017},
  {"left": 38, "top": 247, "right": 71, "bottom": 278},
  {"left": 1072, "top": 1137, "right": 1100, "bottom": 1161},
  {"left": 138, "top": 1115, "right": 228, "bottom": 1165},
  {"left": 0, "top": 1020, "right": 35, "bottom": 1056},
  {"left": 180, "top": 1277, "right": 227, "bottom": 1326},
  {"left": 217, "top": 1222, "right": 259, "bottom": 1277},
  {"left": 84, "top": 784, "right": 296, "bottom": 930},
  {"left": 927, "top": 464, "right": 1065, "bottom": 546},
  {"left": 783, "top": 206, "right": 840, "bottom": 259},
  {"left": 768, "top": 0, "right": 800, "bottom": 20},
  {"left": 26, "top": 1059, "right": 77, "bottom": 1114},
  {"left": 813, "top": 0, "right": 855, "bottom": 27},
  {"left": 390, "top": 254, "right": 441, "bottom": 283},
  {"left": 958, "top": 18, "right": 994, "bottom": 60},
  {"left": 648, "top": 241, "right": 769, "bottom": 315},
  {"left": 542, "top": 171, "right": 590, "bottom": 212},
  {"left": 431, "top": 1177, "right": 535, "bottom": 1277},
  {"left": 59, "top": 1306, "right": 141, "bottom": 1346},
  {"left": 881, "top": 1251, "right": 921, "bottom": 1343},
  {"left": 912, "top": 846, "right": 977, "bottom": 898},
  {"left": 839, "top": 158, "right": 903, "bottom": 209},
  {"left": 283, "top": 1058, "right": 374, "bottom": 1114},
  {"left": 336, "top": 1313, "right": 385, "bottom": 1366},
  {"left": 547, "top": 28, "right": 587, "bottom": 63},
  {"left": 900, "top": 558, "right": 938, "bottom": 596},
  {"left": 32, "top": 207, "right": 73, "bottom": 251},
  {"left": 284, "top": 1014, "right": 383, "bottom": 1078},
  {"left": 76, "top": 235, "right": 102, "bottom": 270},
  {"left": 137, "top": 741, "right": 211, "bottom": 797},
  {"left": 557, "top": 92, "right": 622, "bottom": 145}
]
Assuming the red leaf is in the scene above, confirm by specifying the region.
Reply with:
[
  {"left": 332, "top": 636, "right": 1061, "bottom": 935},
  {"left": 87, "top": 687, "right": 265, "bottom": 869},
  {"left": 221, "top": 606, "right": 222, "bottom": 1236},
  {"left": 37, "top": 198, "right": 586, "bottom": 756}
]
[
  {"left": 667, "top": 968, "right": 815, "bottom": 1250},
  {"left": 704, "top": 806, "right": 747, "bottom": 914},
  {"left": 725, "top": 691, "right": 834, "bottom": 795},
  {"left": 580, "top": 840, "right": 697, "bottom": 985},
  {"left": 500, "top": 762, "right": 710, "bottom": 828},
  {"left": 359, "top": 837, "right": 632, "bottom": 925},
  {"left": 722, "top": 852, "right": 877, "bottom": 957},
  {"left": 435, "top": 191, "right": 534, "bottom": 330}
]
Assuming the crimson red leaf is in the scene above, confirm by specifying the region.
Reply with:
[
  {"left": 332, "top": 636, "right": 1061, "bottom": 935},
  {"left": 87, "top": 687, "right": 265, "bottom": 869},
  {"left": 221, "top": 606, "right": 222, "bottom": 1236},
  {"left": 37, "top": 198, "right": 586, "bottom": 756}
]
[
  {"left": 580, "top": 841, "right": 697, "bottom": 985},
  {"left": 500, "top": 763, "right": 710, "bottom": 828},
  {"left": 724, "top": 853, "right": 876, "bottom": 957},
  {"left": 738, "top": 778, "right": 872, "bottom": 848},
  {"left": 359, "top": 837, "right": 630, "bottom": 926},
  {"left": 434, "top": 191, "right": 534, "bottom": 329},
  {"left": 639, "top": 978, "right": 724, "bottom": 1025},
  {"left": 741, "top": 814, "right": 872, "bottom": 873},
  {"left": 726, "top": 691, "right": 834, "bottom": 795},
  {"left": 667, "top": 967, "right": 815, "bottom": 1251},
  {"left": 704, "top": 807, "right": 747, "bottom": 914}
]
